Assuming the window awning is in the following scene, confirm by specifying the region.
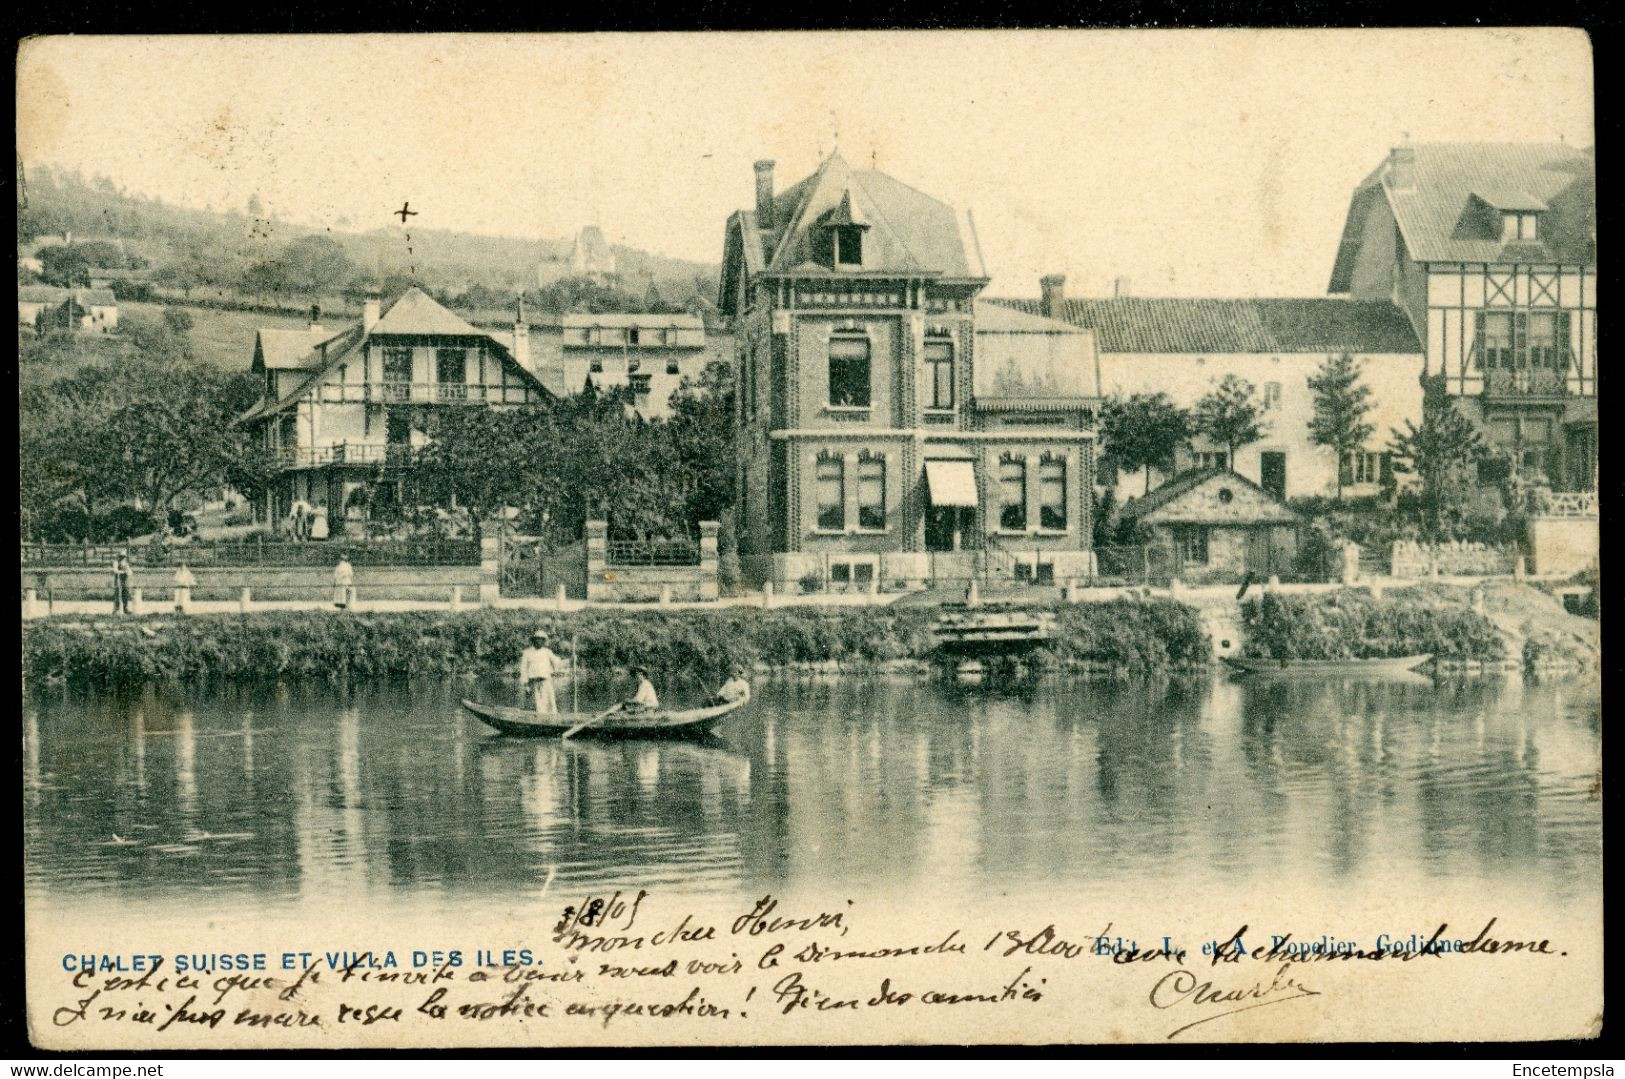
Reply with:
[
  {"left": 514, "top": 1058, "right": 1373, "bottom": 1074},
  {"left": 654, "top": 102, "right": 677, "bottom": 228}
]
[{"left": 924, "top": 460, "right": 979, "bottom": 509}]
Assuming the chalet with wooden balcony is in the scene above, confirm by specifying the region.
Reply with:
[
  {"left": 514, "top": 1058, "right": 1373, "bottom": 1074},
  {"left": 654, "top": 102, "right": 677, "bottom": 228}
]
[
  {"left": 720, "top": 151, "right": 1101, "bottom": 591},
  {"left": 240, "top": 288, "right": 550, "bottom": 533},
  {"left": 1329, "top": 143, "right": 1596, "bottom": 491}
]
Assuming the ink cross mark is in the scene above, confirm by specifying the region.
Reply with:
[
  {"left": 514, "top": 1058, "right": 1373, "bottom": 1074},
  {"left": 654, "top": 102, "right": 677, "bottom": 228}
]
[{"left": 395, "top": 202, "right": 418, "bottom": 224}]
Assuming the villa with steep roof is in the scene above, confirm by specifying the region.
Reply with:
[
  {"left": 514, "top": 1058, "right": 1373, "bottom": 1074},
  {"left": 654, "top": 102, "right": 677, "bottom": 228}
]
[
  {"left": 721, "top": 152, "right": 1102, "bottom": 591},
  {"left": 240, "top": 289, "right": 550, "bottom": 533},
  {"left": 1328, "top": 142, "right": 1596, "bottom": 492}
]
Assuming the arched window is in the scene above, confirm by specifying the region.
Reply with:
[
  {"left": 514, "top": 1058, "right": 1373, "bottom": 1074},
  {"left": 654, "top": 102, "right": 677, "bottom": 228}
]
[
  {"left": 828, "top": 334, "right": 871, "bottom": 407},
  {"left": 815, "top": 453, "right": 845, "bottom": 530},
  {"left": 925, "top": 339, "right": 955, "bottom": 410},
  {"left": 998, "top": 455, "right": 1027, "bottom": 531},
  {"left": 1039, "top": 455, "right": 1067, "bottom": 530},
  {"left": 857, "top": 453, "right": 886, "bottom": 530}
]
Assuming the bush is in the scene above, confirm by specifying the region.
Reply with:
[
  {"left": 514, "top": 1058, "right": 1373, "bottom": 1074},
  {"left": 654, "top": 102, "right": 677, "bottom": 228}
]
[
  {"left": 22, "top": 600, "right": 1212, "bottom": 686},
  {"left": 1240, "top": 589, "right": 1504, "bottom": 661},
  {"left": 798, "top": 571, "right": 824, "bottom": 594}
]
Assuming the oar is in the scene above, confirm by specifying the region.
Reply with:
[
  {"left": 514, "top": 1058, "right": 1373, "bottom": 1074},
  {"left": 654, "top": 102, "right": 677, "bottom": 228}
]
[{"left": 561, "top": 703, "right": 621, "bottom": 741}]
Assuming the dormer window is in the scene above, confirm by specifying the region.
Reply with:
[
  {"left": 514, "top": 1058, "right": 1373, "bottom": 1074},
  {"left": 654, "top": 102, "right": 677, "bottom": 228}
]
[
  {"left": 823, "top": 189, "right": 870, "bottom": 269},
  {"left": 835, "top": 227, "right": 864, "bottom": 267},
  {"left": 1502, "top": 212, "right": 1539, "bottom": 242}
]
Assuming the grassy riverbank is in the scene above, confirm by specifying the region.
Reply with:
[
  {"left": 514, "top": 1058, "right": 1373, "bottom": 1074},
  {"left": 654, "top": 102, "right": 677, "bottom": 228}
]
[
  {"left": 1240, "top": 588, "right": 1508, "bottom": 664},
  {"left": 22, "top": 599, "right": 1212, "bottom": 686}
]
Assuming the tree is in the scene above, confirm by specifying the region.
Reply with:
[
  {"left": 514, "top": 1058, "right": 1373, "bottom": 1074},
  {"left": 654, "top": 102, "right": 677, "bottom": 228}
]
[
  {"left": 1306, "top": 352, "right": 1376, "bottom": 500},
  {"left": 1193, "top": 374, "right": 1266, "bottom": 464},
  {"left": 1102, "top": 392, "right": 1192, "bottom": 494},
  {"left": 1387, "top": 380, "right": 1489, "bottom": 538}
]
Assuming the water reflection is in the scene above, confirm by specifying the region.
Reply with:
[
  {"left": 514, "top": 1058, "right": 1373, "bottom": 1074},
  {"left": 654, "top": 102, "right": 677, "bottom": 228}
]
[{"left": 22, "top": 673, "right": 1601, "bottom": 903}]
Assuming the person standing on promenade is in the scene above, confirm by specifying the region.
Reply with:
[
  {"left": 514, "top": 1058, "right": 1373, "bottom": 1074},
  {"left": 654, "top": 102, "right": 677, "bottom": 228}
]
[
  {"left": 519, "top": 630, "right": 561, "bottom": 716},
  {"left": 111, "top": 552, "right": 132, "bottom": 615},
  {"left": 333, "top": 554, "right": 355, "bottom": 609},
  {"left": 173, "top": 563, "right": 195, "bottom": 613}
]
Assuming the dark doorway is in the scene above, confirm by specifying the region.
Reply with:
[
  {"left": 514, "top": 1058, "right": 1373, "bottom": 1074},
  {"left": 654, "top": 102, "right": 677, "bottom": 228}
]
[
  {"left": 925, "top": 506, "right": 972, "bottom": 552},
  {"left": 1259, "top": 452, "right": 1287, "bottom": 501}
]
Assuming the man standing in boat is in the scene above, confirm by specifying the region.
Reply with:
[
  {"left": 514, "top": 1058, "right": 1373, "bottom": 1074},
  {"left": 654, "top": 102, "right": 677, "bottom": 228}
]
[{"left": 520, "top": 630, "right": 562, "bottom": 716}]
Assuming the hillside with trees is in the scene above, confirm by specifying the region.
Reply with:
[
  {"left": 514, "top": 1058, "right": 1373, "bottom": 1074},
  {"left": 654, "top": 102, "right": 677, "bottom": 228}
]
[{"left": 18, "top": 165, "right": 721, "bottom": 319}]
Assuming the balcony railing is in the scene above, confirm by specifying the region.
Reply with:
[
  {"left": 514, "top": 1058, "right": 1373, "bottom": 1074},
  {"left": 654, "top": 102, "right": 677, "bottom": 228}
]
[
  {"left": 1482, "top": 368, "right": 1570, "bottom": 398},
  {"left": 274, "top": 443, "right": 421, "bottom": 470},
  {"left": 1530, "top": 490, "right": 1598, "bottom": 517},
  {"left": 309, "top": 382, "right": 535, "bottom": 405}
]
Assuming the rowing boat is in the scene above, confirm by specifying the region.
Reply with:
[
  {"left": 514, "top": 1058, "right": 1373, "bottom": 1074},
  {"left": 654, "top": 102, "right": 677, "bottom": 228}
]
[
  {"left": 460, "top": 696, "right": 748, "bottom": 738},
  {"left": 1222, "top": 653, "right": 1433, "bottom": 676}
]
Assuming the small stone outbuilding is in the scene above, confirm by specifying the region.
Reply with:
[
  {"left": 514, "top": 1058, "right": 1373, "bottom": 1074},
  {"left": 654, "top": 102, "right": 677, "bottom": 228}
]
[{"left": 1119, "top": 468, "right": 1302, "bottom": 583}]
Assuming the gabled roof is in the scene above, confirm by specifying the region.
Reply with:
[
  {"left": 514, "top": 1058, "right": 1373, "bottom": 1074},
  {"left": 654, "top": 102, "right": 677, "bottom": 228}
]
[
  {"left": 253, "top": 327, "right": 332, "bottom": 371},
  {"left": 1329, "top": 143, "right": 1595, "bottom": 291},
  {"left": 984, "top": 297, "right": 1420, "bottom": 354},
  {"left": 1119, "top": 468, "right": 1300, "bottom": 526},
  {"left": 369, "top": 287, "right": 491, "bottom": 337},
  {"left": 240, "top": 290, "right": 550, "bottom": 423}
]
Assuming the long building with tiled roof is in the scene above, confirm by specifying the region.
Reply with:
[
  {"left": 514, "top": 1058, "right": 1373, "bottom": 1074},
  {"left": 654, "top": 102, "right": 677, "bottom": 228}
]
[{"left": 986, "top": 281, "right": 1424, "bottom": 503}]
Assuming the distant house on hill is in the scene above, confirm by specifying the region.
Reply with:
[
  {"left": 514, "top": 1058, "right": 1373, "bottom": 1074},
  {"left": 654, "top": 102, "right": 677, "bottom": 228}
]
[
  {"left": 538, "top": 226, "right": 621, "bottom": 288},
  {"left": 570, "top": 226, "right": 618, "bottom": 280},
  {"left": 238, "top": 290, "right": 551, "bottom": 534},
  {"left": 18, "top": 285, "right": 118, "bottom": 333}
]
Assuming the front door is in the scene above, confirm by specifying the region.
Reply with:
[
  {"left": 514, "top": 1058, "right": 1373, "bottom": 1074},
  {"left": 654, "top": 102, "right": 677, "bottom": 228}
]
[
  {"left": 1259, "top": 452, "right": 1287, "bottom": 501},
  {"left": 925, "top": 507, "right": 971, "bottom": 552},
  {"left": 1246, "top": 529, "right": 1274, "bottom": 578}
]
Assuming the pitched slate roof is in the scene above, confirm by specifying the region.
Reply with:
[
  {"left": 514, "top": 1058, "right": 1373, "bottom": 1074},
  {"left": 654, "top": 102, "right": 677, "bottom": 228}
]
[
  {"left": 721, "top": 152, "right": 987, "bottom": 315},
  {"left": 1329, "top": 143, "right": 1595, "bottom": 291},
  {"left": 1119, "top": 468, "right": 1300, "bottom": 526},
  {"left": 253, "top": 327, "right": 332, "bottom": 371},
  {"left": 984, "top": 297, "right": 1420, "bottom": 355}
]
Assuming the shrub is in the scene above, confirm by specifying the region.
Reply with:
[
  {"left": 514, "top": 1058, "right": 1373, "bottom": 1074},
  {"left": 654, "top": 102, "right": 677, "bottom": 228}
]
[
  {"left": 23, "top": 600, "right": 1211, "bottom": 686},
  {"left": 798, "top": 571, "right": 824, "bottom": 594},
  {"left": 1240, "top": 589, "right": 1504, "bottom": 661}
]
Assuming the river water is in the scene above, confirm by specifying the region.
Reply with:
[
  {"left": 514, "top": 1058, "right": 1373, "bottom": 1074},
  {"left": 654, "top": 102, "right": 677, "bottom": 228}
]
[{"left": 22, "top": 673, "right": 1601, "bottom": 907}]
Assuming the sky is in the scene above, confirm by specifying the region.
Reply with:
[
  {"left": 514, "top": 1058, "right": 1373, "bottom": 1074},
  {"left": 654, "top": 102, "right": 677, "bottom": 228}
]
[{"left": 16, "top": 29, "right": 1594, "bottom": 298}]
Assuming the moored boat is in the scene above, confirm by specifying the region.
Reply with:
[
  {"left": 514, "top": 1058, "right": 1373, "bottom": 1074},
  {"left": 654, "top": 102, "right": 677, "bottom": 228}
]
[
  {"left": 1223, "top": 653, "right": 1433, "bottom": 676},
  {"left": 460, "top": 697, "right": 748, "bottom": 738}
]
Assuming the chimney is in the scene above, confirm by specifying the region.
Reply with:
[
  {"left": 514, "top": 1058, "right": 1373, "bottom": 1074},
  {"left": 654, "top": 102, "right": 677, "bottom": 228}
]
[
  {"left": 308, "top": 303, "right": 323, "bottom": 335},
  {"left": 362, "top": 291, "right": 381, "bottom": 332},
  {"left": 512, "top": 296, "right": 530, "bottom": 370},
  {"left": 1386, "top": 145, "right": 1416, "bottom": 192},
  {"left": 1040, "top": 274, "right": 1067, "bottom": 319},
  {"left": 1113, "top": 277, "right": 1131, "bottom": 299},
  {"left": 754, "top": 160, "right": 776, "bottom": 230}
]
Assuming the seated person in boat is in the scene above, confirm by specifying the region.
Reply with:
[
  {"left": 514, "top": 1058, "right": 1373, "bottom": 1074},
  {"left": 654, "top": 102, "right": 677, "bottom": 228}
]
[
  {"left": 621, "top": 665, "right": 660, "bottom": 713},
  {"left": 707, "top": 666, "right": 751, "bottom": 707},
  {"left": 519, "top": 630, "right": 561, "bottom": 715}
]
